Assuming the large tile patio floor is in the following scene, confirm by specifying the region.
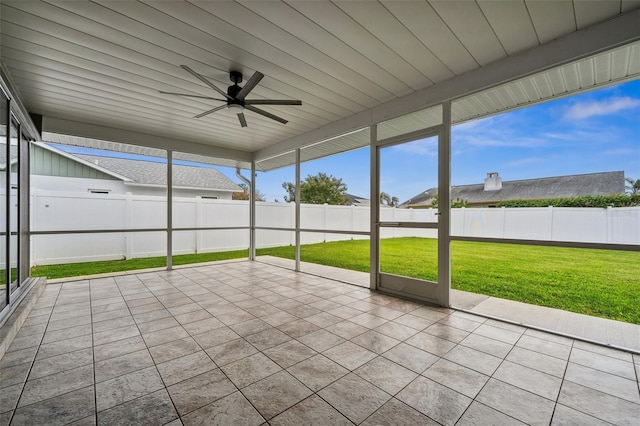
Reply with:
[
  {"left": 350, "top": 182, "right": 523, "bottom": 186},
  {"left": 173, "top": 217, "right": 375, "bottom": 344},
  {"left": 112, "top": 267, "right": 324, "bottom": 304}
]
[{"left": 1, "top": 260, "right": 639, "bottom": 425}]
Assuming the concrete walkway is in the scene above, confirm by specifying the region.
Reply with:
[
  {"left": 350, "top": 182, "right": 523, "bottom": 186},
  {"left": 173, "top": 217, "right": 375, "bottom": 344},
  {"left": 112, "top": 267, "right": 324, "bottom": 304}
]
[{"left": 258, "top": 256, "right": 640, "bottom": 353}]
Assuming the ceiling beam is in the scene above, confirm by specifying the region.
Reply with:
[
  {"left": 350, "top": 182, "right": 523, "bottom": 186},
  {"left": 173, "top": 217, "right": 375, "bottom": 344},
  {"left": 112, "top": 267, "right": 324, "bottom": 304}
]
[
  {"left": 254, "top": 7, "right": 640, "bottom": 162},
  {"left": 42, "top": 116, "right": 253, "bottom": 164}
]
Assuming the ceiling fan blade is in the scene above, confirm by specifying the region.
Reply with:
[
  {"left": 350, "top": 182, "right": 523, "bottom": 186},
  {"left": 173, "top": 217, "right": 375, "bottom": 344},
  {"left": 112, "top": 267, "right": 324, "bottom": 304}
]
[
  {"left": 193, "top": 104, "right": 227, "bottom": 119},
  {"left": 237, "top": 112, "right": 247, "bottom": 128},
  {"left": 244, "top": 99, "right": 302, "bottom": 105},
  {"left": 159, "top": 91, "right": 225, "bottom": 101},
  {"left": 236, "top": 71, "right": 264, "bottom": 100},
  {"left": 245, "top": 105, "right": 288, "bottom": 124},
  {"left": 180, "top": 65, "right": 232, "bottom": 100}
]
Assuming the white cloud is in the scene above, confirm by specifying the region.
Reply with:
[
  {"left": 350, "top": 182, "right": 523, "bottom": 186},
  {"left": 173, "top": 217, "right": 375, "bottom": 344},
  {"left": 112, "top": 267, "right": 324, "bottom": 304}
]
[
  {"left": 506, "top": 157, "right": 545, "bottom": 167},
  {"left": 601, "top": 148, "right": 638, "bottom": 156},
  {"left": 563, "top": 97, "right": 640, "bottom": 120},
  {"left": 391, "top": 139, "right": 438, "bottom": 156},
  {"left": 460, "top": 135, "right": 548, "bottom": 148}
]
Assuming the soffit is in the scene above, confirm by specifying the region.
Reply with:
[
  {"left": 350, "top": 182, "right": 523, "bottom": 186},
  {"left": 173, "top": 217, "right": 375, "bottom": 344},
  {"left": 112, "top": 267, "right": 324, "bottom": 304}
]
[{"left": 2, "top": 0, "right": 638, "bottom": 162}]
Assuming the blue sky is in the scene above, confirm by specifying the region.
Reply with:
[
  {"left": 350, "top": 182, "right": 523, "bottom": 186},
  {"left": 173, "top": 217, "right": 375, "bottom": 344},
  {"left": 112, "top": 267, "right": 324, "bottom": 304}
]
[{"left": 53, "top": 79, "right": 640, "bottom": 203}]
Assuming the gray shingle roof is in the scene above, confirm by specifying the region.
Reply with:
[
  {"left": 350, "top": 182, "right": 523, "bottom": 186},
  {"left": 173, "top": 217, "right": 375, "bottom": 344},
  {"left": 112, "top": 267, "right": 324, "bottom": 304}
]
[
  {"left": 74, "top": 154, "right": 242, "bottom": 192},
  {"left": 402, "top": 171, "right": 625, "bottom": 206},
  {"left": 345, "top": 193, "right": 370, "bottom": 207}
]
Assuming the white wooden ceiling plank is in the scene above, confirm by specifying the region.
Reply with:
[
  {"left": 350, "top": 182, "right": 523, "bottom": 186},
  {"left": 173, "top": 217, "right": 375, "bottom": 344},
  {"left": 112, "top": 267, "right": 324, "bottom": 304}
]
[
  {"left": 8, "top": 59, "right": 329, "bottom": 129},
  {"left": 53, "top": 0, "right": 357, "bottom": 117},
  {"left": 520, "top": 78, "right": 542, "bottom": 101},
  {"left": 546, "top": 68, "right": 567, "bottom": 95},
  {"left": 577, "top": 59, "right": 596, "bottom": 87},
  {"left": 197, "top": 0, "right": 395, "bottom": 104},
  {"left": 628, "top": 44, "right": 640, "bottom": 75},
  {"left": 21, "top": 95, "right": 260, "bottom": 151},
  {"left": 13, "top": 75, "right": 305, "bottom": 140},
  {"left": 574, "top": 0, "right": 621, "bottom": 28},
  {"left": 189, "top": 1, "right": 383, "bottom": 108},
  {"left": 502, "top": 86, "right": 519, "bottom": 107},
  {"left": 478, "top": 90, "right": 500, "bottom": 113},
  {"left": 451, "top": 99, "right": 473, "bottom": 122},
  {"left": 622, "top": 0, "right": 640, "bottom": 11},
  {"left": 429, "top": 0, "right": 506, "bottom": 66},
  {"left": 483, "top": 89, "right": 508, "bottom": 112},
  {"left": 1, "top": 35, "right": 334, "bottom": 133},
  {"left": 506, "top": 81, "right": 529, "bottom": 104},
  {"left": 140, "top": 1, "right": 368, "bottom": 112},
  {"left": 466, "top": 95, "right": 492, "bottom": 117},
  {"left": 561, "top": 64, "right": 582, "bottom": 92},
  {"left": 514, "top": 81, "right": 534, "bottom": 103},
  {"left": 17, "top": 86, "right": 294, "bottom": 148},
  {"left": 334, "top": 1, "right": 453, "bottom": 83},
  {"left": 0, "top": 18, "right": 246, "bottom": 109},
  {"left": 526, "top": 0, "right": 576, "bottom": 44},
  {"left": 238, "top": 0, "right": 411, "bottom": 98},
  {"left": 531, "top": 73, "right": 553, "bottom": 98},
  {"left": 381, "top": 0, "right": 478, "bottom": 76},
  {"left": 4, "top": 53, "right": 305, "bottom": 152},
  {"left": 8, "top": 1, "right": 240, "bottom": 94},
  {"left": 594, "top": 52, "right": 612, "bottom": 83},
  {"left": 610, "top": 46, "right": 631, "bottom": 79},
  {"left": 478, "top": 0, "right": 539, "bottom": 55},
  {"left": 0, "top": 36, "right": 311, "bottom": 137},
  {"left": 285, "top": 0, "right": 427, "bottom": 90}
]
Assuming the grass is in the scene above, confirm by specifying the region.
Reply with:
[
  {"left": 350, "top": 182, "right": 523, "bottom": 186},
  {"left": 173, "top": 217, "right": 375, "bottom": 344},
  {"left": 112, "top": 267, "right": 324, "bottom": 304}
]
[
  {"left": 261, "top": 238, "right": 640, "bottom": 324},
  {"left": 31, "top": 238, "right": 640, "bottom": 324},
  {"left": 31, "top": 249, "right": 251, "bottom": 279}
]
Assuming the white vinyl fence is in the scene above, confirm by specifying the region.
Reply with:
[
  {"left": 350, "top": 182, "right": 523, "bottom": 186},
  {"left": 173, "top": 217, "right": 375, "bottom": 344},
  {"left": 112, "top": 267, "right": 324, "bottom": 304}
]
[{"left": 30, "top": 190, "right": 640, "bottom": 266}]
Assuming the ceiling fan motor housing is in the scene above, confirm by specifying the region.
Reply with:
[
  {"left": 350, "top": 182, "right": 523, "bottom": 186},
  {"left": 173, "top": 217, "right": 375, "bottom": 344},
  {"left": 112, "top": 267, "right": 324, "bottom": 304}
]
[
  {"left": 230, "top": 70, "right": 243, "bottom": 84},
  {"left": 227, "top": 71, "right": 244, "bottom": 107},
  {"left": 163, "top": 66, "right": 300, "bottom": 126}
]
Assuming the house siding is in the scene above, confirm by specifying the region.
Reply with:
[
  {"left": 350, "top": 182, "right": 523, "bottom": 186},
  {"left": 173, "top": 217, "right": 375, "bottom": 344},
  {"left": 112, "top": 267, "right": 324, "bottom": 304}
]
[{"left": 30, "top": 144, "right": 118, "bottom": 180}]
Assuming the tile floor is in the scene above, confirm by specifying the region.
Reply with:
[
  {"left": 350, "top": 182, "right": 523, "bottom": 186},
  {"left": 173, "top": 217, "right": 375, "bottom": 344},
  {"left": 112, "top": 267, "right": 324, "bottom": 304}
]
[{"left": 0, "top": 261, "right": 639, "bottom": 425}]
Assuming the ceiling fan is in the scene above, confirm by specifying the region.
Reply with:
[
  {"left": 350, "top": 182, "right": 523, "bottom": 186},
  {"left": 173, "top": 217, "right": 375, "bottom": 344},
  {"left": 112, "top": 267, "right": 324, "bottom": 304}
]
[{"left": 160, "top": 65, "right": 302, "bottom": 128}]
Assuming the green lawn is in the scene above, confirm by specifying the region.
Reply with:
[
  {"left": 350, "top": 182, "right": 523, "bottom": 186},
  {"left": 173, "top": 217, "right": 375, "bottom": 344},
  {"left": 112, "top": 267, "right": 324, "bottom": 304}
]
[
  {"left": 31, "top": 238, "right": 640, "bottom": 324},
  {"left": 31, "top": 250, "right": 250, "bottom": 278}
]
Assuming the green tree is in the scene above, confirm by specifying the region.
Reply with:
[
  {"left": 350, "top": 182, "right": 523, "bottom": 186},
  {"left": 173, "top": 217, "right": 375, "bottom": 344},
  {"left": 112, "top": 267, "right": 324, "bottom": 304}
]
[
  {"left": 625, "top": 177, "right": 640, "bottom": 195},
  {"left": 282, "top": 172, "right": 348, "bottom": 205},
  {"left": 232, "top": 183, "right": 265, "bottom": 201},
  {"left": 379, "top": 192, "right": 400, "bottom": 207},
  {"left": 430, "top": 194, "right": 468, "bottom": 208}
]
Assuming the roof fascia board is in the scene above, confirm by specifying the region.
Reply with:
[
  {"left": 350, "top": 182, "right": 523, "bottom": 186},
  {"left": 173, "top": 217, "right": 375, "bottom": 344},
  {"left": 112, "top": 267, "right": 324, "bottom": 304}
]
[
  {"left": 42, "top": 117, "right": 252, "bottom": 163},
  {"left": 0, "top": 60, "right": 41, "bottom": 141},
  {"left": 254, "top": 7, "right": 640, "bottom": 162},
  {"left": 33, "top": 141, "right": 132, "bottom": 181}
]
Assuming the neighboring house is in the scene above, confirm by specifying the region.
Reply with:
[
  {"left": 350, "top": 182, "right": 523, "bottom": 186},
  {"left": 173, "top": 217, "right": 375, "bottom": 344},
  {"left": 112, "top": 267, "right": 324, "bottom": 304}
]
[
  {"left": 344, "top": 193, "right": 370, "bottom": 207},
  {"left": 29, "top": 142, "right": 242, "bottom": 198},
  {"left": 401, "top": 171, "right": 626, "bottom": 208}
]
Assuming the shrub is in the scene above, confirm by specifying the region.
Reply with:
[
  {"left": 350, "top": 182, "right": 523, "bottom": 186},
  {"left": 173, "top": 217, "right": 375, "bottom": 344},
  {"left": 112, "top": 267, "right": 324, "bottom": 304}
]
[{"left": 497, "top": 194, "right": 640, "bottom": 208}]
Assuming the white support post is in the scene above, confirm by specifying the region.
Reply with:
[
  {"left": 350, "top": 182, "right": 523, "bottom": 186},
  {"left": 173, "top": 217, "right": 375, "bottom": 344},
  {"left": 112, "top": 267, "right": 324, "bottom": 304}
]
[
  {"left": 370, "top": 125, "right": 379, "bottom": 290},
  {"left": 295, "top": 149, "right": 301, "bottom": 271},
  {"left": 250, "top": 161, "right": 256, "bottom": 260},
  {"left": 167, "top": 151, "right": 173, "bottom": 271},
  {"left": 438, "top": 101, "right": 451, "bottom": 307}
]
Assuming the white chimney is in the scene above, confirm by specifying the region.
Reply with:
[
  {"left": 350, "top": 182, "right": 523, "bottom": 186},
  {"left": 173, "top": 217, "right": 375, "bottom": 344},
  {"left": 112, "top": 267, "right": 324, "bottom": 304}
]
[{"left": 484, "top": 172, "right": 502, "bottom": 191}]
